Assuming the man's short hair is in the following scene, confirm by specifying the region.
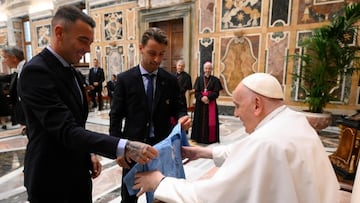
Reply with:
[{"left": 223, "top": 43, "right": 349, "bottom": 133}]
[
  {"left": 141, "top": 27, "right": 168, "bottom": 46},
  {"left": 52, "top": 5, "right": 96, "bottom": 30}
]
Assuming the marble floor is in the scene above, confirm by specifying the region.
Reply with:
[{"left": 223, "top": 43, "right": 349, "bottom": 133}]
[{"left": 0, "top": 109, "right": 346, "bottom": 203}]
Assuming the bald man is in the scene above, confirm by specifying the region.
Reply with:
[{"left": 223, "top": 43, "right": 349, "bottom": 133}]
[{"left": 132, "top": 73, "right": 339, "bottom": 203}]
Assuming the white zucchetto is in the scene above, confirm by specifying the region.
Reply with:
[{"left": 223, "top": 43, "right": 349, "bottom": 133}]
[{"left": 241, "top": 73, "right": 284, "bottom": 99}]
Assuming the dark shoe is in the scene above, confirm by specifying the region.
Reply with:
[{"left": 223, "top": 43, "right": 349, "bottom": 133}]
[{"left": 2, "top": 125, "right": 6, "bottom": 130}]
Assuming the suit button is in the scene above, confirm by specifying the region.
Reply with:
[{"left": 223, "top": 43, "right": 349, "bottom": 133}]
[{"left": 146, "top": 122, "right": 150, "bottom": 127}]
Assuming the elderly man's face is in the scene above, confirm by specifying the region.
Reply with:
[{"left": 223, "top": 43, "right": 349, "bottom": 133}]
[
  {"left": 233, "top": 83, "right": 258, "bottom": 134},
  {"left": 203, "top": 63, "right": 212, "bottom": 77},
  {"left": 176, "top": 61, "right": 185, "bottom": 73},
  {"left": 2, "top": 52, "right": 16, "bottom": 68}
]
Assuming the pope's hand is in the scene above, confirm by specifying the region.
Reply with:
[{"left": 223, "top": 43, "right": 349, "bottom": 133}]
[
  {"left": 178, "top": 115, "right": 192, "bottom": 131},
  {"left": 124, "top": 141, "right": 158, "bottom": 165},
  {"left": 133, "top": 170, "right": 164, "bottom": 197}
]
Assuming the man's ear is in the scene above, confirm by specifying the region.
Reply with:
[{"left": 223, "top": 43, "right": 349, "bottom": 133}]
[
  {"left": 254, "top": 96, "right": 263, "bottom": 116},
  {"left": 54, "top": 25, "right": 63, "bottom": 41}
]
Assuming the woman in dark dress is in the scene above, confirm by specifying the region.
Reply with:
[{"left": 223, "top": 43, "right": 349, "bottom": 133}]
[{"left": 191, "top": 61, "right": 223, "bottom": 144}]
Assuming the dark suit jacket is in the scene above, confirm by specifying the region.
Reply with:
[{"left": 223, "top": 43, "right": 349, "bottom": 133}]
[
  {"left": 0, "top": 72, "right": 17, "bottom": 104},
  {"left": 18, "top": 48, "right": 120, "bottom": 202},
  {"left": 88, "top": 66, "right": 105, "bottom": 91},
  {"left": 109, "top": 65, "right": 187, "bottom": 145},
  {"left": 106, "top": 80, "right": 116, "bottom": 97},
  {"left": 0, "top": 72, "right": 25, "bottom": 124}
]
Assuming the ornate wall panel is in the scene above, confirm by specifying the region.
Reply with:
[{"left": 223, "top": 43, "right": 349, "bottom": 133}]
[
  {"left": 291, "top": 30, "right": 312, "bottom": 101},
  {"left": 291, "top": 30, "right": 352, "bottom": 104},
  {"left": 89, "top": 2, "right": 138, "bottom": 79},
  {"left": 199, "top": 0, "right": 215, "bottom": 33},
  {"left": 12, "top": 20, "right": 22, "bottom": 49},
  {"left": 221, "top": 0, "right": 262, "bottom": 30},
  {"left": 0, "top": 27, "right": 7, "bottom": 47},
  {"left": 0, "top": 0, "right": 358, "bottom": 111},
  {"left": 269, "top": 0, "right": 291, "bottom": 27},
  {"left": 127, "top": 43, "right": 136, "bottom": 68},
  {"left": 298, "top": 0, "right": 344, "bottom": 24},
  {"left": 126, "top": 8, "right": 136, "bottom": 40},
  {"left": 220, "top": 36, "right": 258, "bottom": 96},
  {"left": 265, "top": 31, "right": 289, "bottom": 85},
  {"left": 198, "top": 38, "right": 214, "bottom": 76},
  {"left": 30, "top": 17, "right": 51, "bottom": 55},
  {"left": 35, "top": 25, "right": 50, "bottom": 48},
  {"left": 105, "top": 45, "right": 124, "bottom": 79},
  {"left": 92, "top": 13, "right": 102, "bottom": 42},
  {"left": 104, "top": 11, "right": 123, "bottom": 41}
]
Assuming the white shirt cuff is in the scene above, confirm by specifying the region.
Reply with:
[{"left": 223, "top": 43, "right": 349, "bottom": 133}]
[{"left": 116, "top": 139, "right": 128, "bottom": 157}]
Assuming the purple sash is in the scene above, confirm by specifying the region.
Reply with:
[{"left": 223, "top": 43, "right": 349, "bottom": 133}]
[{"left": 202, "top": 91, "right": 216, "bottom": 142}]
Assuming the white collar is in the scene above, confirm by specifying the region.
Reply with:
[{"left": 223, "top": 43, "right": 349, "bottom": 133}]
[{"left": 255, "top": 105, "right": 287, "bottom": 131}]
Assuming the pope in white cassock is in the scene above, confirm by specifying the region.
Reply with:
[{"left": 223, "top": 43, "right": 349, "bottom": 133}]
[{"left": 133, "top": 73, "right": 340, "bottom": 203}]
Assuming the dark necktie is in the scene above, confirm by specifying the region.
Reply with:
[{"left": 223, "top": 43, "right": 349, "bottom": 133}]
[
  {"left": 70, "top": 66, "right": 84, "bottom": 104},
  {"left": 144, "top": 74, "right": 155, "bottom": 112}
]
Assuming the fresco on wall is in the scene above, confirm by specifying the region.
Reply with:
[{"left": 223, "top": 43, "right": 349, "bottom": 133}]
[
  {"left": 199, "top": 0, "right": 215, "bottom": 33},
  {"left": 220, "top": 36, "right": 257, "bottom": 96},
  {"left": 265, "top": 31, "right": 289, "bottom": 85},
  {"left": 36, "top": 25, "right": 51, "bottom": 47},
  {"left": 269, "top": 0, "right": 290, "bottom": 27},
  {"left": 104, "top": 11, "right": 123, "bottom": 41},
  {"left": 221, "top": 0, "right": 261, "bottom": 29},
  {"left": 106, "top": 45, "right": 123, "bottom": 80}
]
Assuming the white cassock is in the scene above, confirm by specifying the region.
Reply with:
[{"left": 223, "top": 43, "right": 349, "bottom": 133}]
[{"left": 155, "top": 106, "right": 340, "bottom": 203}]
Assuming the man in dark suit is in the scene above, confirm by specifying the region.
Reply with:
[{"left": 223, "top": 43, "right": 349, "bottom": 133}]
[
  {"left": 0, "top": 46, "right": 26, "bottom": 132},
  {"left": 109, "top": 27, "right": 192, "bottom": 203},
  {"left": 17, "top": 5, "right": 158, "bottom": 203},
  {"left": 88, "top": 58, "right": 105, "bottom": 110},
  {"left": 175, "top": 59, "right": 192, "bottom": 108},
  {"left": 106, "top": 74, "right": 117, "bottom": 106}
]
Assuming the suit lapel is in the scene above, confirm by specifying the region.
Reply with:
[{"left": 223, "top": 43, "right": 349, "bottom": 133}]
[{"left": 40, "top": 49, "right": 86, "bottom": 111}]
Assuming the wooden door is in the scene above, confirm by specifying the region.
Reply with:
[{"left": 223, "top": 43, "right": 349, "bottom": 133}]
[{"left": 150, "top": 19, "right": 183, "bottom": 73}]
